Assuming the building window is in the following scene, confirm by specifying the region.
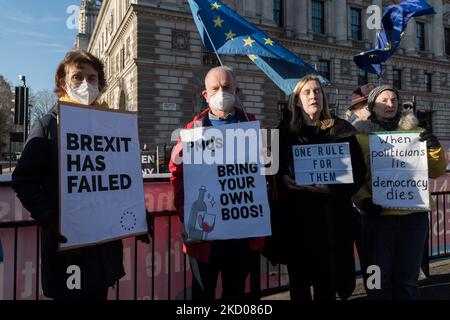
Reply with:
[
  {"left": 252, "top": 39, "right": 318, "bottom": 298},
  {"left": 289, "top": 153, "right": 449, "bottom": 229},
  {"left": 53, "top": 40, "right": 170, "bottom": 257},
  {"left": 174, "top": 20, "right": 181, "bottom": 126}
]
[
  {"left": 445, "top": 28, "right": 450, "bottom": 56},
  {"left": 425, "top": 73, "right": 432, "bottom": 92},
  {"left": 317, "top": 60, "right": 331, "bottom": 80},
  {"left": 273, "top": 0, "right": 283, "bottom": 27},
  {"left": 312, "top": 1, "right": 325, "bottom": 34},
  {"left": 351, "top": 8, "right": 362, "bottom": 41},
  {"left": 121, "top": 46, "right": 125, "bottom": 70},
  {"left": 393, "top": 69, "right": 402, "bottom": 90},
  {"left": 358, "top": 69, "right": 368, "bottom": 86},
  {"left": 126, "top": 36, "right": 131, "bottom": 60},
  {"left": 416, "top": 22, "right": 425, "bottom": 51},
  {"left": 202, "top": 52, "right": 221, "bottom": 66}
]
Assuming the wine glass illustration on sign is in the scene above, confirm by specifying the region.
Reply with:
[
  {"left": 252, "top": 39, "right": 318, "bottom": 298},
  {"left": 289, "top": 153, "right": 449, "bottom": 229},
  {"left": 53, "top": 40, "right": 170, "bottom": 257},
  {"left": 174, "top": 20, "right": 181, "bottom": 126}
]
[
  {"left": 197, "top": 211, "right": 216, "bottom": 240},
  {"left": 187, "top": 186, "right": 216, "bottom": 241}
]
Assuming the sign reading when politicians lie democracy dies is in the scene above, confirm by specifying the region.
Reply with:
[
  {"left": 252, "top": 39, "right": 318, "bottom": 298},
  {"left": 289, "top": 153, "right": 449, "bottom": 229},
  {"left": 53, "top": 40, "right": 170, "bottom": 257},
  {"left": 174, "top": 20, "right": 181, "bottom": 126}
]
[
  {"left": 292, "top": 143, "right": 354, "bottom": 185},
  {"left": 370, "top": 132, "right": 429, "bottom": 210},
  {"left": 58, "top": 103, "right": 147, "bottom": 251},
  {"left": 181, "top": 121, "right": 271, "bottom": 242}
]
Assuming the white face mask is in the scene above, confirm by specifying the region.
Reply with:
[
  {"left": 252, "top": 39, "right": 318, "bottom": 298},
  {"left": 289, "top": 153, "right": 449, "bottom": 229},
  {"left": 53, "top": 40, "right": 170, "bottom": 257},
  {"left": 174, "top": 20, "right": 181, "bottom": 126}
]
[
  {"left": 208, "top": 91, "right": 236, "bottom": 113},
  {"left": 66, "top": 81, "right": 100, "bottom": 105}
]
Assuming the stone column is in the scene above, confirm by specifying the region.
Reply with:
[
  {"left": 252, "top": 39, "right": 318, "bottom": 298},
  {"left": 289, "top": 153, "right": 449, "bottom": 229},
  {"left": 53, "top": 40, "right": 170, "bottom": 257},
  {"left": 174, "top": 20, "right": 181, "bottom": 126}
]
[
  {"left": 432, "top": 0, "right": 446, "bottom": 60},
  {"left": 284, "top": 0, "right": 295, "bottom": 37},
  {"left": 370, "top": 0, "right": 383, "bottom": 46},
  {"left": 307, "top": 0, "right": 313, "bottom": 36},
  {"left": 262, "top": 0, "right": 276, "bottom": 26},
  {"left": 295, "top": 0, "right": 308, "bottom": 40},
  {"left": 404, "top": 17, "right": 417, "bottom": 55},
  {"left": 335, "top": 0, "right": 348, "bottom": 44},
  {"left": 244, "top": 0, "right": 257, "bottom": 18}
]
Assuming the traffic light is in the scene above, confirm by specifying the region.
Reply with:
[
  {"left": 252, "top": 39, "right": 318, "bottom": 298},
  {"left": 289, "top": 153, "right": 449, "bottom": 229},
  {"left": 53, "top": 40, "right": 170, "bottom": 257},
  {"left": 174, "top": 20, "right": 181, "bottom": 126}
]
[
  {"left": 14, "top": 86, "right": 24, "bottom": 125},
  {"left": 14, "top": 86, "right": 28, "bottom": 125}
]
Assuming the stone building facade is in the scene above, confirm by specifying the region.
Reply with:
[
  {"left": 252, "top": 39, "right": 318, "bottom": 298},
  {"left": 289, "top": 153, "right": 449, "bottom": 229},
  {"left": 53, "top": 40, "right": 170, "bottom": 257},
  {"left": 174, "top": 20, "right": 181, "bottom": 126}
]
[{"left": 75, "top": 0, "right": 450, "bottom": 148}]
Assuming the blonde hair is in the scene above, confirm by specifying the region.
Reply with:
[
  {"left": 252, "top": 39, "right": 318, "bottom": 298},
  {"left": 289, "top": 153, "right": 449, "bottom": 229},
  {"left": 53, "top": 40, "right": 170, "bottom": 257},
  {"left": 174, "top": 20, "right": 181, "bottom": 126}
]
[{"left": 288, "top": 75, "right": 333, "bottom": 135}]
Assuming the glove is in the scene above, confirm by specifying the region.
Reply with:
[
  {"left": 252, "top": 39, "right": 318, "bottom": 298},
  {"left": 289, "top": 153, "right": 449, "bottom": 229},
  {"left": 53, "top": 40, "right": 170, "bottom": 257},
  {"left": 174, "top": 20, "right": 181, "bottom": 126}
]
[
  {"left": 419, "top": 131, "right": 440, "bottom": 149},
  {"left": 361, "top": 198, "right": 383, "bottom": 216},
  {"left": 136, "top": 210, "right": 154, "bottom": 244},
  {"left": 41, "top": 219, "right": 68, "bottom": 244}
]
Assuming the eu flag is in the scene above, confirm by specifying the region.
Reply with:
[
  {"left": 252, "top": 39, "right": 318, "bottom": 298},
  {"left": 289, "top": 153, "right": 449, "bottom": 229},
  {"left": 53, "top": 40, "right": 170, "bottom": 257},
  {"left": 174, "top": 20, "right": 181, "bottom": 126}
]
[
  {"left": 187, "top": 0, "right": 329, "bottom": 95},
  {"left": 354, "top": 0, "right": 435, "bottom": 77}
]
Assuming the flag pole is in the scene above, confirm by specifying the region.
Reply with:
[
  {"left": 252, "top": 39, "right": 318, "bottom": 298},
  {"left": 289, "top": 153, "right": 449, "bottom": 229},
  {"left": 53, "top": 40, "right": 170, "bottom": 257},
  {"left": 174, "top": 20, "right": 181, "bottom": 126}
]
[
  {"left": 197, "top": 14, "right": 224, "bottom": 66},
  {"left": 378, "top": 64, "right": 384, "bottom": 86},
  {"left": 197, "top": 14, "right": 250, "bottom": 121}
]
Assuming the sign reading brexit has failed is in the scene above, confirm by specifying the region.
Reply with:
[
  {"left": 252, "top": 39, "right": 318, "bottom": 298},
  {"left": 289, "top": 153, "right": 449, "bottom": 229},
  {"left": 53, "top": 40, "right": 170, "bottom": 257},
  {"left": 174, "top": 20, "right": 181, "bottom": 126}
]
[
  {"left": 369, "top": 132, "right": 429, "bottom": 210},
  {"left": 292, "top": 143, "right": 354, "bottom": 185},
  {"left": 181, "top": 121, "right": 271, "bottom": 242},
  {"left": 59, "top": 103, "right": 147, "bottom": 250}
]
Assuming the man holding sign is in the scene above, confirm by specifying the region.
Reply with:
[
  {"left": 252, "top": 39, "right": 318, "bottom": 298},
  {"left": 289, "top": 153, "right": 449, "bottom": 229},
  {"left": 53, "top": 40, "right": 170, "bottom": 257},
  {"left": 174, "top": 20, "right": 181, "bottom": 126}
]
[
  {"left": 169, "top": 66, "right": 267, "bottom": 300},
  {"left": 12, "top": 51, "right": 151, "bottom": 300},
  {"left": 353, "top": 85, "right": 446, "bottom": 300}
]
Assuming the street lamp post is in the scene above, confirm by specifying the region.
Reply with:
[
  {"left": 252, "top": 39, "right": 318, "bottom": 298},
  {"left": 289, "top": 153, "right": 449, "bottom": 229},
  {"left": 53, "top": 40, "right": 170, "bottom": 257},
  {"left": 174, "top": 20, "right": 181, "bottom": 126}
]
[{"left": 18, "top": 74, "right": 30, "bottom": 144}]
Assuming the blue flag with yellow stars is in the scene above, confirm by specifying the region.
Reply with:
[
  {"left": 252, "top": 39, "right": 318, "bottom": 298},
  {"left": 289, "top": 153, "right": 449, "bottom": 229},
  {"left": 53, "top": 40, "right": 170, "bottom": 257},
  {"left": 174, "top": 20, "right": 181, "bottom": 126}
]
[
  {"left": 354, "top": 0, "right": 435, "bottom": 77},
  {"left": 187, "top": 0, "right": 329, "bottom": 95}
]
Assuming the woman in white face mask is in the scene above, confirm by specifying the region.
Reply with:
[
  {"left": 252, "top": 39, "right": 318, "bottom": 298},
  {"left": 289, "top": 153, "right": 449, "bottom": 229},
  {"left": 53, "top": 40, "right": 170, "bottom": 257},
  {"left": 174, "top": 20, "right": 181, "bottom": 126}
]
[
  {"left": 55, "top": 50, "right": 106, "bottom": 107},
  {"left": 11, "top": 50, "right": 128, "bottom": 300}
]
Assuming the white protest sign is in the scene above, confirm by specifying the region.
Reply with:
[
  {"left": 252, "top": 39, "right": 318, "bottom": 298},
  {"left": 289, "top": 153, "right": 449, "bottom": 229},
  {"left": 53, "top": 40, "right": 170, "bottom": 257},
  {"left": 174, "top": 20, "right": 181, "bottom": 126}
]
[
  {"left": 369, "top": 132, "right": 429, "bottom": 210},
  {"left": 292, "top": 143, "right": 354, "bottom": 185},
  {"left": 59, "top": 103, "right": 147, "bottom": 250},
  {"left": 181, "top": 121, "right": 271, "bottom": 241}
]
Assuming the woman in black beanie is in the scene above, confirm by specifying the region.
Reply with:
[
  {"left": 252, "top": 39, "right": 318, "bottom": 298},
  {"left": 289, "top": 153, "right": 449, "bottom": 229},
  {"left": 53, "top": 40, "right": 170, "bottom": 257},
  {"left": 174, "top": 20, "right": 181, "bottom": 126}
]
[{"left": 353, "top": 85, "right": 446, "bottom": 300}]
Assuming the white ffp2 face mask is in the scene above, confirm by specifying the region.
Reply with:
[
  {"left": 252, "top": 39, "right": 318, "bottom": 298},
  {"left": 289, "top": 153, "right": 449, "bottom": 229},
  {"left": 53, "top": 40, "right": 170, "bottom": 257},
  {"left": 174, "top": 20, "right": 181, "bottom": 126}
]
[
  {"left": 66, "top": 81, "right": 100, "bottom": 105},
  {"left": 208, "top": 91, "right": 236, "bottom": 113}
]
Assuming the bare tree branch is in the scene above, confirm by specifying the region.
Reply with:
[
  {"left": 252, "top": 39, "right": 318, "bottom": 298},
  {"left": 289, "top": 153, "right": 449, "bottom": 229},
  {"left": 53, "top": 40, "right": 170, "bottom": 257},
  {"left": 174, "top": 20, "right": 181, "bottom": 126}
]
[{"left": 30, "top": 89, "right": 57, "bottom": 124}]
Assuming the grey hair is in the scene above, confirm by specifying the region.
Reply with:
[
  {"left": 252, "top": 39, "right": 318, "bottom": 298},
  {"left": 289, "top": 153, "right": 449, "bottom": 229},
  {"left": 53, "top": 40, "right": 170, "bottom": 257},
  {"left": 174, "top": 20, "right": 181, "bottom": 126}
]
[{"left": 204, "top": 65, "right": 237, "bottom": 87}]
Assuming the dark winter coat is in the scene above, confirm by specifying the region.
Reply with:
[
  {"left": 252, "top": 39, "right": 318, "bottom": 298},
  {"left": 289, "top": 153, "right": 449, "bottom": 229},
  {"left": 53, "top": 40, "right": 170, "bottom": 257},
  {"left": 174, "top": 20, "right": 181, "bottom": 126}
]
[
  {"left": 11, "top": 106, "right": 125, "bottom": 299},
  {"left": 269, "top": 116, "right": 366, "bottom": 300}
]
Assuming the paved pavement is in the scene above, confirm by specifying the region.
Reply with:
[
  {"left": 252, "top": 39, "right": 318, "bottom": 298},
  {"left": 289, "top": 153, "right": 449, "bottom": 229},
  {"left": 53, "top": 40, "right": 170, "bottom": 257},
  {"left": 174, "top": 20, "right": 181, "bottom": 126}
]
[{"left": 262, "top": 259, "right": 450, "bottom": 300}]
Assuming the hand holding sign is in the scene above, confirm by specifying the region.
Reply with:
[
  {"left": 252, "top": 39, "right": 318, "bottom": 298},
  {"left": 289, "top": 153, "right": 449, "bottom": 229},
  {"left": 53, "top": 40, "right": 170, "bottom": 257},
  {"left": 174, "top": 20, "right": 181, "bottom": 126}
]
[
  {"left": 292, "top": 143, "right": 354, "bottom": 185},
  {"left": 361, "top": 197, "right": 383, "bottom": 216},
  {"left": 282, "top": 175, "right": 330, "bottom": 194},
  {"left": 419, "top": 130, "right": 440, "bottom": 149},
  {"left": 181, "top": 121, "right": 271, "bottom": 241},
  {"left": 369, "top": 132, "right": 429, "bottom": 210},
  {"left": 302, "top": 184, "right": 330, "bottom": 194},
  {"left": 59, "top": 103, "right": 147, "bottom": 250}
]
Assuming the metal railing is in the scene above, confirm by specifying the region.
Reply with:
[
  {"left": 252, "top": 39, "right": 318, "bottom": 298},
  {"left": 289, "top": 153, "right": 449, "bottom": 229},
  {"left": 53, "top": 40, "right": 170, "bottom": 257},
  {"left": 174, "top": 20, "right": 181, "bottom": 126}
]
[{"left": 0, "top": 191, "right": 447, "bottom": 300}]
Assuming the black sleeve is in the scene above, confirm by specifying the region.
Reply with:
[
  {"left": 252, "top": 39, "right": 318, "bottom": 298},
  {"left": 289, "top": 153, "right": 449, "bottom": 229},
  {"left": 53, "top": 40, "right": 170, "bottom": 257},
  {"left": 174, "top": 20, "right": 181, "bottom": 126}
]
[
  {"left": 329, "top": 135, "right": 366, "bottom": 198},
  {"left": 11, "top": 119, "right": 55, "bottom": 225},
  {"left": 276, "top": 121, "right": 293, "bottom": 179}
]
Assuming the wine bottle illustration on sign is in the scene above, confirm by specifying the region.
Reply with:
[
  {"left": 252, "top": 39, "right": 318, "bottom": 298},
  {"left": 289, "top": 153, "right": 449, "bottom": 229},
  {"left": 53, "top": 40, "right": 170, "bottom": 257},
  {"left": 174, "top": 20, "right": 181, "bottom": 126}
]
[{"left": 187, "top": 186, "right": 207, "bottom": 240}]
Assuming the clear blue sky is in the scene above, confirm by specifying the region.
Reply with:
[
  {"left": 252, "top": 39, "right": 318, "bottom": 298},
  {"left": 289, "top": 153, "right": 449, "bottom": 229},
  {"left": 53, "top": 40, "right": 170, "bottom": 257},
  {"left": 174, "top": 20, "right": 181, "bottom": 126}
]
[{"left": 0, "top": 0, "right": 80, "bottom": 92}]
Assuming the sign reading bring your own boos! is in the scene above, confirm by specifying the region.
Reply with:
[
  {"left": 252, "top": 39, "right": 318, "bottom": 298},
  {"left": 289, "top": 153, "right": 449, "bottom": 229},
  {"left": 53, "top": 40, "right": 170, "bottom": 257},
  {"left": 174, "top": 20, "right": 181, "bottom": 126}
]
[
  {"left": 181, "top": 121, "right": 271, "bottom": 242},
  {"left": 58, "top": 102, "right": 147, "bottom": 251},
  {"left": 292, "top": 143, "right": 354, "bottom": 185},
  {"left": 369, "top": 132, "right": 429, "bottom": 210}
]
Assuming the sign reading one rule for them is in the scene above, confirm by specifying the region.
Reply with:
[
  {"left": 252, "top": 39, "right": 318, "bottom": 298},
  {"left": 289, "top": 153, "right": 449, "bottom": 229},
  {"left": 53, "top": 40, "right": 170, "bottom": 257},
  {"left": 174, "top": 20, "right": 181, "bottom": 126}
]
[
  {"left": 292, "top": 143, "right": 354, "bottom": 185},
  {"left": 369, "top": 132, "right": 429, "bottom": 210},
  {"left": 58, "top": 102, "right": 147, "bottom": 251}
]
